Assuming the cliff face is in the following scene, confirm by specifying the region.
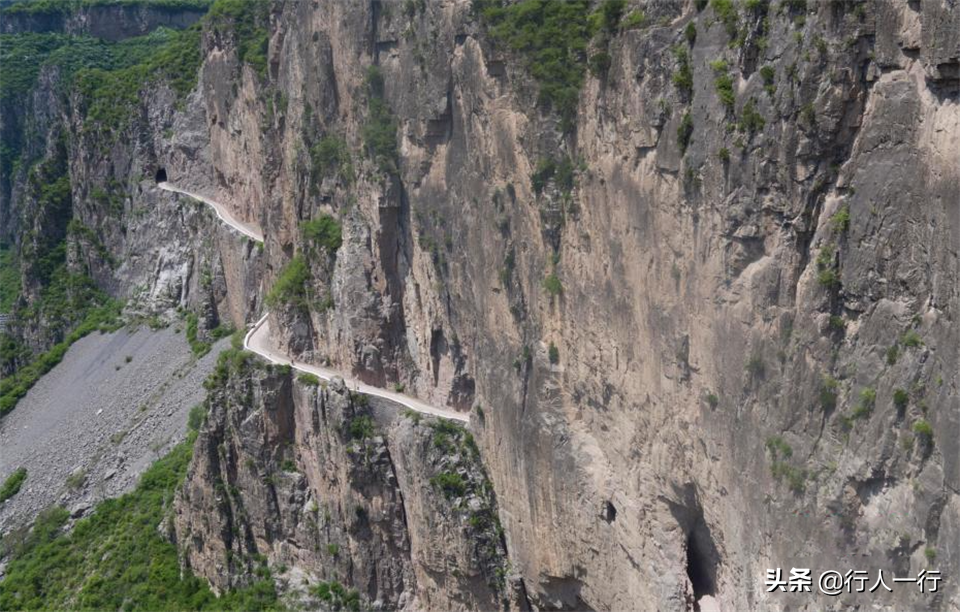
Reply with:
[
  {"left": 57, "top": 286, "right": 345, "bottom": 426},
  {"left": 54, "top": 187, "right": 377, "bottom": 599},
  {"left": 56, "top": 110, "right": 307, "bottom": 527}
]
[
  {"left": 185, "top": 1, "right": 956, "bottom": 609},
  {"left": 173, "top": 354, "right": 515, "bottom": 611},
  {"left": 3, "top": 0, "right": 958, "bottom": 609},
  {"left": 0, "top": 3, "right": 207, "bottom": 40}
]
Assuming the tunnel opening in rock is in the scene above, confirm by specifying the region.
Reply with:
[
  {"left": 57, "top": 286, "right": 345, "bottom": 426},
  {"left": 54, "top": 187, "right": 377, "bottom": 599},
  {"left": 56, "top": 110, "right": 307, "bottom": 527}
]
[
  {"left": 155, "top": 167, "right": 167, "bottom": 183},
  {"left": 685, "top": 524, "right": 717, "bottom": 600}
]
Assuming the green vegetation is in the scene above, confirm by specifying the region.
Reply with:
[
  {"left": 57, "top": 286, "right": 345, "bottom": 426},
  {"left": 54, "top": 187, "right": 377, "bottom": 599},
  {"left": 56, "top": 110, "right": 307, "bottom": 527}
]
[
  {"left": 912, "top": 419, "right": 933, "bottom": 440},
  {"left": 362, "top": 66, "right": 399, "bottom": 174},
  {"left": 765, "top": 436, "right": 806, "bottom": 494},
  {"left": 759, "top": 64, "right": 776, "bottom": 95},
  {"left": 0, "top": 467, "right": 27, "bottom": 502},
  {"left": 326, "top": 543, "right": 339, "bottom": 556},
  {"left": 738, "top": 99, "right": 764, "bottom": 134},
  {"left": 717, "top": 147, "right": 730, "bottom": 163},
  {"left": 476, "top": 0, "right": 595, "bottom": 130},
  {"left": 893, "top": 388, "right": 909, "bottom": 411},
  {"left": 185, "top": 312, "right": 233, "bottom": 357},
  {"left": 1, "top": 27, "right": 203, "bottom": 178},
  {"left": 1, "top": 298, "right": 121, "bottom": 416},
  {"left": 203, "top": 333, "right": 253, "bottom": 391},
  {"left": 297, "top": 372, "right": 321, "bottom": 387},
  {"left": 187, "top": 404, "right": 207, "bottom": 431},
  {"left": 713, "top": 70, "right": 735, "bottom": 111},
  {"left": 0, "top": 246, "right": 20, "bottom": 312},
  {"left": 430, "top": 471, "right": 467, "bottom": 498},
  {"left": 677, "top": 111, "right": 694, "bottom": 154},
  {"left": 886, "top": 344, "right": 899, "bottom": 365},
  {"left": 542, "top": 273, "right": 562, "bottom": 296},
  {"left": 831, "top": 205, "right": 850, "bottom": 233},
  {"left": 711, "top": 0, "right": 739, "bottom": 40},
  {"left": 816, "top": 243, "right": 839, "bottom": 288},
  {"left": 548, "top": 342, "right": 560, "bottom": 364},
  {"left": 671, "top": 46, "right": 693, "bottom": 99},
  {"left": 310, "top": 581, "right": 360, "bottom": 612},
  {"left": 705, "top": 393, "right": 719, "bottom": 409},
  {"left": 348, "top": 415, "right": 375, "bottom": 441},
  {"left": 76, "top": 27, "right": 202, "bottom": 132},
  {"left": 745, "top": 353, "right": 765, "bottom": 378},
  {"left": 0, "top": 438, "right": 278, "bottom": 611},
  {"left": 622, "top": 10, "right": 646, "bottom": 29},
  {"left": 309, "top": 135, "right": 354, "bottom": 186},
  {"left": 208, "top": 0, "right": 269, "bottom": 77},
  {"left": 924, "top": 547, "right": 937, "bottom": 563},
  {"left": 301, "top": 214, "right": 342, "bottom": 254},
  {"left": 265, "top": 255, "right": 311, "bottom": 309},
  {"left": 530, "top": 155, "right": 575, "bottom": 194},
  {"left": 901, "top": 330, "right": 923, "bottom": 348},
  {"left": 1, "top": 0, "right": 212, "bottom": 16},
  {"left": 851, "top": 387, "right": 876, "bottom": 420},
  {"left": 820, "top": 375, "right": 839, "bottom": 411},
  {"left": 684, "top": 21, "right": 697, "bottom": 45}
]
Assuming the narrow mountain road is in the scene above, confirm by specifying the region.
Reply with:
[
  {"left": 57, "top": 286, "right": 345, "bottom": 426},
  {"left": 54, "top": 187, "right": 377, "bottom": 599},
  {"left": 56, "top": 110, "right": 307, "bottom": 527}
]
[
  {"left": 244, "top": 315, "right": 469, "bottom": 423},
  {"left": 160, "top": 182, "right": 468, "bottom": 423},
  {"left": 158, "top": 182, "right": 264, "bottom": 243}
]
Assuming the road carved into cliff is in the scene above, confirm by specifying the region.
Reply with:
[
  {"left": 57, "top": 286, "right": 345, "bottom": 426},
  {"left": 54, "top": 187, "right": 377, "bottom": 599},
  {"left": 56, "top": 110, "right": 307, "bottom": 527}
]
[
  {"left": 160, "top": 182, "right": 468, "bottom": 423},
  {"left": 244, "top": 314, "right": 469, "bottom": 422},
  {"left": 158, "top": 182, "right": 265, "bottom": 243}
]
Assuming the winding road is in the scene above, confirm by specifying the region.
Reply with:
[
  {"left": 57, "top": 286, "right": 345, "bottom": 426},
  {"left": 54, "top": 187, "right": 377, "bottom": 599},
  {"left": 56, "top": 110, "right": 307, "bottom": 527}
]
[
  {"left": 158, "top": 182, "right": 264, "bottom": 243},
  {"left": 160, "top": 182, "right": 468, "bottom": 423}
]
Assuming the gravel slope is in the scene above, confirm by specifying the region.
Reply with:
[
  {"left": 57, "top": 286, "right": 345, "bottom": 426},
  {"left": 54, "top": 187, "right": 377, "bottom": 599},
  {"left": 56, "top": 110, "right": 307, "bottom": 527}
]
[{"left": 0, "top": 325, "right": 228, "bottom": 532}]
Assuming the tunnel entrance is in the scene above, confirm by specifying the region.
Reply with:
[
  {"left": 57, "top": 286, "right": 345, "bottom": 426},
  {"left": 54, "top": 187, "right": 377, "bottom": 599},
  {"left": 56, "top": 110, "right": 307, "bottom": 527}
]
[
  {"left": 686, "top": 526, "right": 717, "bottom": 600},
  {"left": 667, "top": 484, "right": 721, "bottom": 609},
  {"left": 155, "top": 167, "right": 167, "bottom": 183}
]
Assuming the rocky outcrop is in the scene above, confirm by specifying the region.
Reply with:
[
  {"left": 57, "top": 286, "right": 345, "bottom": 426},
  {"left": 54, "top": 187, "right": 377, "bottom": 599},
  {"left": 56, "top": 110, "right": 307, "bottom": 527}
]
[
  {"left": 174, "top": 353, "right": 517, "bottom": 611},
  {"left": 0, "top": 3, "right": 207, "bottom": 41},
  {"left": 182, "top": 1, "right": 957, "bottom": 609},
  {"left": 3, "top": 0, "right": 958, "bottom": 609}
]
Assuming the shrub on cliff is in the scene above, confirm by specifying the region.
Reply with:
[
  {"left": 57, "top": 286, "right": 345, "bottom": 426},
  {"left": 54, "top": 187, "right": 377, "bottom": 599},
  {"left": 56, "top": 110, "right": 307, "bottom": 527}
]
[
  {"left": 265, "top": 256, "right": 311, "bottom": 309},
  {"left": 301, "top": 215, "right": 342, "bottom": 254},
  {"left": 0, "top": 467, "right": 27, "bottom": 502},
  {"left": 362, "top": 66, "right": 400, "bottom": 175},
  {"left": 476, "top": 0, "right": 594, "bottom": 131}
]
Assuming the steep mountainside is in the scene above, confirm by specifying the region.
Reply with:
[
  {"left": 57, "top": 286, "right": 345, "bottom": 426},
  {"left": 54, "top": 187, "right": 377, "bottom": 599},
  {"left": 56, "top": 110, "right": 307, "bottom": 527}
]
[{"left": 1, "top": 0, "right": 957, "bottom": 610}]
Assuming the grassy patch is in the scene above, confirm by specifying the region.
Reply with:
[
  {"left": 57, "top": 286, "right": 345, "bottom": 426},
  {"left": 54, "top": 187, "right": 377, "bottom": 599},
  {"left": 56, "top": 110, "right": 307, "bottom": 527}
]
[
  {"left": 362, "top": 66, "right": 399, "bottom": 175},
  {"left": 348, "top": 415, "right": 375, "bottom": 441},
  {"left": 0, "top": 438, "right": 278, "bottom": 610},
  {"left": 265, "top": 255, "right": 311, "bottom": 309},
  {"left": 0, "top": 467, "right": 27, "bottom": 502},
  {"left": 208, "top": 0, "right": 269, "bottom": 77},
  {"left": 310, "top": 135, "right": 354, "bottom": 186},
  {"left": 297, "top": 372, "right": 321, "bottom": 387},
  {"left": 75, "top": 26, "right": 202, "bottom": 132},
  {"left": 542, "top": 273, "right": 562, "bottom": 296},
  {"left": 301, "top": 214, "right": 342, "bottom": 254},
  {"left": 310, "top": 581, "right": 360, "bottom": 612},
  {"left": 531, "top": 155, "right": 575, "bottom": 194},
  {"left": 1, "top": 0, "right": 212, "bottom": 17},
  {"left": 477, "top": 0, "right": 595, "bottom": 130},
  {"left": 430, "top": 471, "right": 467, "bottom": 498},
  {"left": 0, "top": 245, "right": 20, "bottom": 312},
  {"left": 671, "top": 46, "right": 693, "bottom": 99}
]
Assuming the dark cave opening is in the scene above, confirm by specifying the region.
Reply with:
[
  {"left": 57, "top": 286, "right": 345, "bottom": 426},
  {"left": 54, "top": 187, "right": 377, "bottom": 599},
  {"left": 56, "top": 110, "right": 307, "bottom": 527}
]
[
  {"left": 685, "top": 526, "right": 717, "bottom": 600},
  {"left": 155, "top": 167, "right": 167, "bottom": 183},
  {"left": 601, "top": 500, "right": 617, "bottom": 523}
]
